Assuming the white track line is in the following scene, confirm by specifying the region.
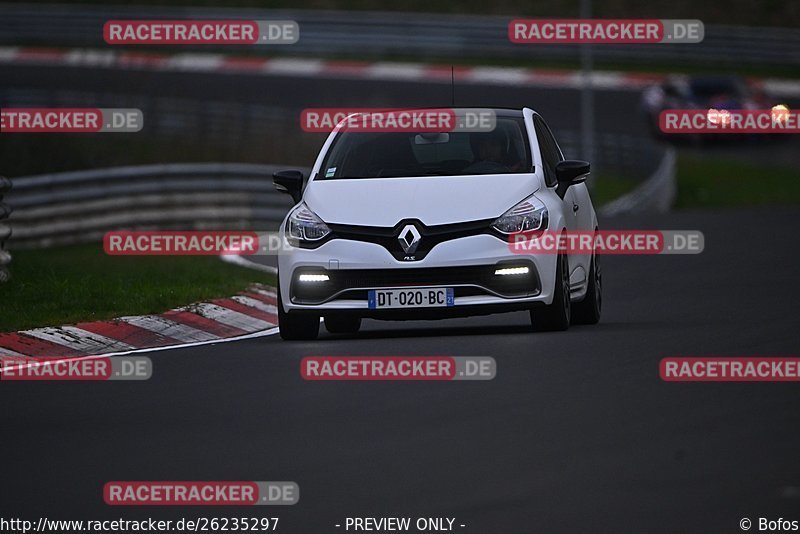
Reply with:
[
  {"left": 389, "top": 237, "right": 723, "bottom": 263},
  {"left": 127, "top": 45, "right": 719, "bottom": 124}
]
[
  {"left": 0, "top": 256, "right": 288, "bottom": 371},
  {"left": 219, "top": 254, "right": 278, "bottom": 274}
]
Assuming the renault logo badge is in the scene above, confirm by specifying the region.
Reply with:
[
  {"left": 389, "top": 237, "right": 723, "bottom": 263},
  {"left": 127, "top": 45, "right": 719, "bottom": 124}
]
[{"left": 398, "top": 224, "right": 422, "bottom": 254}]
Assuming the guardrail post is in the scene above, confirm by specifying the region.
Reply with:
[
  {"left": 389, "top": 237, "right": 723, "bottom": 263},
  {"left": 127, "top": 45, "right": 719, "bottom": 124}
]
[{"left": 0, "top": 175, "right": 12, "bottom": 282}]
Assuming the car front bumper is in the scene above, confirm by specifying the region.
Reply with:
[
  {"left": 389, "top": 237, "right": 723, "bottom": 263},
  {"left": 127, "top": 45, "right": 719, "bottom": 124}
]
[{"left": 277, "top": 234, "right": 559, "bottom": 317}]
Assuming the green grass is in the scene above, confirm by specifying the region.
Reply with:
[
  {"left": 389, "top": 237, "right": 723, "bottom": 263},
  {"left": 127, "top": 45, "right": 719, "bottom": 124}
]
[
  {"left": 675, "top": 154, "right": 800, "bottom": 208},
  {"left": 592, "top": 174, "right": 642, "bottom": 206},
  {"left": 568, "top": 154, "right": 800, "bottom": 210},
  {"left": 0, "top": 243, "right": 275, "bottom": 332}
]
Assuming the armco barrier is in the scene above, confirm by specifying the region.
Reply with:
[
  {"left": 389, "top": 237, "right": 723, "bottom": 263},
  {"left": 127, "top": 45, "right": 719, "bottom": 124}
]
[
  {"left": 4, "top": 163, "right": 305, "bottom": 248},
  {"left": 0, "top": 175, "right": 11, "bottom": 281},
  {"left": 599, "top": 147, "right": 677, "bottom": 217}
]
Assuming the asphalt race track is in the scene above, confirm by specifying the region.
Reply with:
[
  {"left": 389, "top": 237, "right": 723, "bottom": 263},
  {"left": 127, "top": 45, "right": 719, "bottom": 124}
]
[
  {"left": 2, "top": 58, "right": 800, "bottom": 532},
  {"left": 2, "top": 207, "right": 799, "bottom": 533}
]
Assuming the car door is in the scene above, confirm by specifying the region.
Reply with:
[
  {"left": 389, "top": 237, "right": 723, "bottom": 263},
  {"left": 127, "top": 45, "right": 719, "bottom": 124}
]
[
  {"left": 543, "top": 121, "right": 595, "bottom": 234},
  {"left": 533, "top": 115, "right": 591, "bottom": 288},
  {"left": 533, "top": 115, "right": 576, "bottom": 230}
]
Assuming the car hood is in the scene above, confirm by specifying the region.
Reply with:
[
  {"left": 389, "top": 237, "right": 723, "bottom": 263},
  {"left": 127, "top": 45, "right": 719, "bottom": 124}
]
[{"left": 303, "top": 174, "right": 539, "bottom": 226}]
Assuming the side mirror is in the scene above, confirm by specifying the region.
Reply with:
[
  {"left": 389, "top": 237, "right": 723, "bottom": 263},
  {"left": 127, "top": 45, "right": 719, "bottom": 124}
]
[
  {"left": 273, "top": 170, "right": 304, "bottom": 204},
  {"left": 555, "top": 160, "right": 590, "bottom": 198}
]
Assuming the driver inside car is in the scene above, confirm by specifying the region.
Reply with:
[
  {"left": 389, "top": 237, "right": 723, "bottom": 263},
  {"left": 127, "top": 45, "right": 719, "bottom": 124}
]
[{"left": 463, "top": 128, "right": 524, "bottom": 174}]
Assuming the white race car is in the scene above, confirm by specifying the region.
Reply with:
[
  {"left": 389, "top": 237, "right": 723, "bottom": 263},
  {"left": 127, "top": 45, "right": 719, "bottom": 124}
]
[{"left": 273, "top": 108, "right": 601, "bottom": 340}]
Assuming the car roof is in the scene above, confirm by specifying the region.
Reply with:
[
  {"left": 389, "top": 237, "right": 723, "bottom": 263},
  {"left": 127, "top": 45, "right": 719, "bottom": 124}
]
[
  {"left": 484, "top": 108, "right": 526, "bottom": 118},
  {"left": 389, "top": 107, "right": 526, "bottom": 118}
]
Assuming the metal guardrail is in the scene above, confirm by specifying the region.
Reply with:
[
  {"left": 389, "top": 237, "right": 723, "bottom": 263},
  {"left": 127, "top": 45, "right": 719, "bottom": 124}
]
[
  {"left": 0, "top": 175, "right": 11, "bottom": 281},
  {"left": 557, "top": 131, "right": 664, "bottom": 179},
  {"left": 5, "top": 163, "right": 302, "bottom": 248},
  {"left": 599, "top": 148, "right": 677, "bottom": 218},
  {"left": 1, "top": 4, "right": 798, "bottom": 67}
]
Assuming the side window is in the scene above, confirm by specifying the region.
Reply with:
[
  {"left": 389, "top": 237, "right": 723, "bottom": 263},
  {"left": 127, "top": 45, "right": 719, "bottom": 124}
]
[{"left": 533, "top": 116, "right": 562, "bottom": 187}]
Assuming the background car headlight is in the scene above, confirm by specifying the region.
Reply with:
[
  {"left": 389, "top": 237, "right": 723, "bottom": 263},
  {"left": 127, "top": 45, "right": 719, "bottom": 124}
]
[
  {"left": 287, "top": 202, "right": 331, "bottom": 242},
  {"left": 491, "top": 195, "right": 548, "bottom": 234}
]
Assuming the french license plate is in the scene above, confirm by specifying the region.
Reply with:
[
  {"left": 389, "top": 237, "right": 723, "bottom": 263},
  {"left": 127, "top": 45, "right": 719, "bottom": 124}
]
[{"left": 368, "top": 287, "right": 454, "bottom": 309}]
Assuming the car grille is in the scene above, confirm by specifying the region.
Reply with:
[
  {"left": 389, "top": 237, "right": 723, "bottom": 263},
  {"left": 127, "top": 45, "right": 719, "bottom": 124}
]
[{"left": 327, "top": 218, "right": 497, "bottom": 261}]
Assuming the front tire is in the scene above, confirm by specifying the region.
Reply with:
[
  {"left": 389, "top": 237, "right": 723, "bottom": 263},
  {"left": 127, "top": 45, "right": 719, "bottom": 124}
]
[
  {"left": 571, "top": 254, "right": 601, "bottom": 325},
  {"left": 278, "top": 286, "right": 319, "bottom": 340},
  {"left": 531, "top": 252, "right": 571, "bottom": 332},
  {"left": 324, "top": 315, "right": 362, "bottom": 334}
]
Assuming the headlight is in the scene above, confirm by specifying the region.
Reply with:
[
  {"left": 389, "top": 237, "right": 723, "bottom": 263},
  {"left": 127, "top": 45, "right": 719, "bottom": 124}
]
[
  {"left": 491, "top": 195, "right": 548, "bottom": 234},
  {"left": 287, "top": 202, "right": 331, "bottom": 242},
  {"left": 772, "top": 104, "right": 790, "bottom": 124}
]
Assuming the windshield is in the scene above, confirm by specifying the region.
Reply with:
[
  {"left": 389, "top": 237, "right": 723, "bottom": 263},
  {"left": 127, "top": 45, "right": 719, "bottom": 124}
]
[{"left": 317, "top": 117, "right": 531, "bottom": 179}]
